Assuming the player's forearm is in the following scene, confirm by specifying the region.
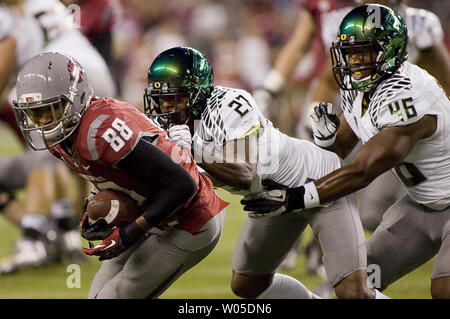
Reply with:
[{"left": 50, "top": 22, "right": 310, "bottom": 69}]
[
  {"left": 199, "top": 161, "right": 257, "bottom": 190},
  {"left": 314, "top": 162, "right": 376, "bottom": 204},
  {"left": 323, "top": 112, "right": 358, "bottom": 159},
  {"left": 268, "top": 9, "right": 315, "bottom": 92},
  {"left": 314, "top": 122, "right": 429, "bottom": 204},
  {"left": 194, "top": 134, "right": 258, "bottom": 190},
  {"left": 118, "top": 136, "right": 198, "bottom": 229}
]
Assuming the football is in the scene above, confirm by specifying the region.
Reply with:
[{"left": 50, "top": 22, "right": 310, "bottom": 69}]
[{"left": 86, "top": 189, "right": 141, "bottom": 228}]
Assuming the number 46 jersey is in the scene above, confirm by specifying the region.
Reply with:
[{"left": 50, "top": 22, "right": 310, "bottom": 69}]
[{"left": 340, "top": 62, "right": 450, "bottom": 210}]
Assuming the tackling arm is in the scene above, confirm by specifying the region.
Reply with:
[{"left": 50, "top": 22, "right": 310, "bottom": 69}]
[
  {"left": 314, "top": 115, "right": 437, "bottom": 204},
  {"left": 321, "top": 112, "right": 360, "bottom": 159},
  {"left": 194, "top": 133, "right": 258, "bottom": 191},
  {"left": 242, "top": 114, "right": 437, "bottom": 217},
  {"left": 118, "top": 136, "right": 198, "bottom": 236}
]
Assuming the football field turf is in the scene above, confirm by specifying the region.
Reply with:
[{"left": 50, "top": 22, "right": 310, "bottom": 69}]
[{"left": 0, "top": 125, "right": 434, "bottom": 299}]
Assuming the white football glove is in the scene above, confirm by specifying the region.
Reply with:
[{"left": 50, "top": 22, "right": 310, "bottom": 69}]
[
  {"left": 168, "top": 124, "right": 192, "bottom": 153},
  {"left": 310, "top": 102, "right": 340, "bottom": 148}
]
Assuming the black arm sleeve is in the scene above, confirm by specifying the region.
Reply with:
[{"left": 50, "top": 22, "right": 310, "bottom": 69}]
[{"left": 117, "top": 136, "right": 198, "bottom": 227}]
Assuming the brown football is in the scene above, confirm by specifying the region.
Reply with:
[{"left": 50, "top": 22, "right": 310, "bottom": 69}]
[{"left": 86, "top": 190, "right": 141, "bottom": 228}]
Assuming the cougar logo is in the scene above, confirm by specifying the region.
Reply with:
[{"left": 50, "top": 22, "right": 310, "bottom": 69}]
[{"left": 67, "top": 59, "right": 84, "bottom": 84}]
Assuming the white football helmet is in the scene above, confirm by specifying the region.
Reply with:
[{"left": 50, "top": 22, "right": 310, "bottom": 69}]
[{"left": 12, "top": 52, "right": 93, "bottom": 150}]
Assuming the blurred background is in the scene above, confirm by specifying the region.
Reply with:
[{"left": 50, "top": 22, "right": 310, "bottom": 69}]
[{"left": 63, "top": 0, "right": 450, "bottom": 136}]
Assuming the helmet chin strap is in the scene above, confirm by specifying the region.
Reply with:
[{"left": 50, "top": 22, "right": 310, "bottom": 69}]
[{"left": 352, "top": 74, "right": 371, "bottom": 84}]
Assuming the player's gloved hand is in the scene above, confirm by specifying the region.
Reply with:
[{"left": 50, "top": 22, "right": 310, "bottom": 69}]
[
  {"left": 79, "top": 213, "right": 111, "bottom": 241},
  {"left": 82, "top": 227, "right": 126, "bottom": 261},
  {"left": 310, "top": 102, "right": 340, "bottom": 148},
  {"left": 82, "top": 222, "right": 144, "bottom": 261},
  {"left": 241, "top": 179, "right": 320, "bottom": 218},
  {"left": 168, "top": 124, "right": 192, "bottom": 153},
  {"left": 79, "top": 188, "right": 109, "bottom": 240}
]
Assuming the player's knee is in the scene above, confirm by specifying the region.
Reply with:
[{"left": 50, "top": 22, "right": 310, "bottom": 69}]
[
  {"left": 431, "top": 277, "right": 450, "bottom": 299},
  {"left": 334, "top": 270, "right": 374, "bottom": 299},
  {"left": 230, "top": 272, "right": 272, "bottom": 299}
]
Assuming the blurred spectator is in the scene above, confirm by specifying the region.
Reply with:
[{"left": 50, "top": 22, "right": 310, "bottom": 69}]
[
  {"left": 102, "top": 0, "right": 448, "bottom": 131},
  {"left": 62, "top": 0, "right": 116, "bottom": 66}
]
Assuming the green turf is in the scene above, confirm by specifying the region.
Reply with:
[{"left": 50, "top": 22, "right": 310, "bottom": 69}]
[{"left": 0, "top": 124, "right": 435, "bottom": 299}]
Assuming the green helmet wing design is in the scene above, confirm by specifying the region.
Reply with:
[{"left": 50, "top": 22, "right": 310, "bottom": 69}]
[
  {"left": 331, "top": 4, "right": 408, "bottom": 92},
  {"left": 144, "top": 47, "right": 214, "bottom": 128}
]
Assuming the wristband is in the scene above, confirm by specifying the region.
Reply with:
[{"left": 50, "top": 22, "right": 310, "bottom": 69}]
[
  {"left": 303, "top": 182, "right": 320, "bottom": 209},
  {"left": 314, "top": 133, "right": 337, "bottom": 148}
]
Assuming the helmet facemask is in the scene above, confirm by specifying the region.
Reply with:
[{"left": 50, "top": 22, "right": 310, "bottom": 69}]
[
  {"left": 331, "top": 38, "right": 385, "bottom": 92},
  {"left": 331, "top": 5, "right": 408, "bottom": 93},
  {"left": 143, "top": 47, "right": 214, "bottom": 130},
  {"left": 13, "top": 95, "right": 80, "bottom": 150},
  {"left": 144, "top": 81, "right": 207, "bottom": 130},
  {"left": 12, "top": 52, "right": 93, "bottom": 151}
]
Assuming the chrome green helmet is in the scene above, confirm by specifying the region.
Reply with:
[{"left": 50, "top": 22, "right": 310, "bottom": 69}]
[
  {"left": 331, "top": 4, "right": 408, "bottom": 92},
  {"left": 144, "top": 47, "right": 214, "bottom": 129}
]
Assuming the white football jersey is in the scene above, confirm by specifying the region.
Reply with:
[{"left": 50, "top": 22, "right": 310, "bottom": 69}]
[
  {"left": 322, "top": 6, "right": 444, "bottom": 63},
  {"left": 1, "top": 0, "right": 116, "bottom": 101},
  {"left": 194, "top": 86, "right": 341, "bottom": 195},
  {"left": 340, "top": 62, "right": 450, "bottom": 210}
]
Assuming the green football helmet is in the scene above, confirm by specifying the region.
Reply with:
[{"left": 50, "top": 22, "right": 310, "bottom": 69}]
[
  {"left": 144, "top": 47, "right": 214, "bottom": 129},
  {"left": 330, "top": 4, "right": 408, "bottom": 92}
]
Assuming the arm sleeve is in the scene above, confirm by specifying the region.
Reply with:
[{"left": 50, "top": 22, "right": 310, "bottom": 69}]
[{"left": 117, "top": 136, "right": 198, "bottom": 227}]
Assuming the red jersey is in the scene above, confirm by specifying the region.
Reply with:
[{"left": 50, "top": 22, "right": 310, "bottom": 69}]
[
  {"left": 50, "top": 97, "right": 228, "bottom": 234},
  {"left": 291, "top": 0, "right": 353, "bottom": 83},
  {"left": 79, "top": 0, "right": 115, "bottom": 42}
]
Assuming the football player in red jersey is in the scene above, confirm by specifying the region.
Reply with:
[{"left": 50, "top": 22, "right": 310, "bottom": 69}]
[
  {"left": 253, "top": 0, "right": 354, "bottom": 121},
  {"left": 12, "top": 52, "right": 228, "bottom": 298},
  {"left": 0, "top": 0, "right": 117, "bottom": 273}
]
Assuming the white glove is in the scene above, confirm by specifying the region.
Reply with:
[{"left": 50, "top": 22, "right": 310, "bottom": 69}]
[
  {"left": 310, "top": 102, "right": 340, "bottom": 148},
  {"left": 168, "top": 124, "right": 192, "bottom": 153}
]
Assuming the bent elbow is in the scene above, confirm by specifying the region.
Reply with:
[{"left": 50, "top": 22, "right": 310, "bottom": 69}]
[
  {"left": 170, "top": 172, "right": 199, "bottom": 204},
  {"left": 182, "top": 175, "right": 199, "bottom": 200}
]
